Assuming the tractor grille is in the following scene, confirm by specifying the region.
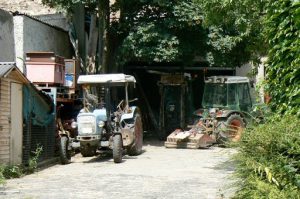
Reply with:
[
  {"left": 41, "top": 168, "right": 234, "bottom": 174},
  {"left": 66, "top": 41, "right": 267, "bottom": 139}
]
[{"left": 77, "top": 115, "right": 96, "bottom": 135}]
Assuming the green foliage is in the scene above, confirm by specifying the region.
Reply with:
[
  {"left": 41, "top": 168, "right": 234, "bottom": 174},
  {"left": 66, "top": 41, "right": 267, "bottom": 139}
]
[
  {"left": 27, "top": 145, "right": 43, "bottom": 174},
  {"left": 0, "top": 166, "right": 4, "bottom": 184},
  {"left": 265, "top": 0, "right": 300, "bottom": 115},
  {"left": 2, "top": 165, "right": 24, "bottom": 179},
  {"left": 42, "top": 0, "right": 98, "bottom": 11},
  {"left": 0, "top": 145, "right": 43, "bottom": 184},
  {"left": 118, "top": 1, "right": 206, "bottom": 65},
  {"left": 119, "top": 0, "right": 263, "bottom": 67},
  {"left": 43, "top": 0, "right": 265, "bottom": 67},
  {"left": 194, "top": 0, "right": 267, "bottom": 66},
  {"left": 233, "top": 115, "right": 300, "bottom": 198},
  {"left": 121, "top": 23, "right": 179, "bottom": 63}
]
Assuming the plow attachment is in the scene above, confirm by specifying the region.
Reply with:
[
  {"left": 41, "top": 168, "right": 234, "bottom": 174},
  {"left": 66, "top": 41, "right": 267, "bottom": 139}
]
[{"left": 164, "top": 129, "right": 215, "bottom": 149}]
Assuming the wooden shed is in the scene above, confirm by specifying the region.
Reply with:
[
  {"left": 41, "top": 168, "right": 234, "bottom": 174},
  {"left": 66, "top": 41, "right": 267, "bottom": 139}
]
[
  {"left": 0, "top": 63, "right": 28, "bottom": 165},
  {"left": 0, "top": 63, "right": 55, "bottom": 165}
]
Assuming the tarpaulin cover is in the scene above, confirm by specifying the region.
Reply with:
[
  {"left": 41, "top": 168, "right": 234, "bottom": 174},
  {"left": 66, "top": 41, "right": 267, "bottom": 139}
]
[{"left": 23, "top": 85, "right": 55, "bottom": 126}]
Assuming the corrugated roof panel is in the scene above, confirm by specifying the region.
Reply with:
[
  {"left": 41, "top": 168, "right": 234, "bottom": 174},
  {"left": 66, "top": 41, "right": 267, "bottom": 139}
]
[{"left": 0, "top": 62, "right": 15, "bottom": 77}]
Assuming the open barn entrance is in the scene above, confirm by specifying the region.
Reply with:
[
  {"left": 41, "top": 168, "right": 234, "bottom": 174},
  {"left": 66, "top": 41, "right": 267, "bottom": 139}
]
[{"left": 124, "top": 64, "right": 235, "bottom": 139}]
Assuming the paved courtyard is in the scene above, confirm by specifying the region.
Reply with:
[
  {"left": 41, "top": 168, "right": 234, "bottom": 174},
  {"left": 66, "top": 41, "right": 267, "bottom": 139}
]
[{"left": 0, "top": 140, "right": 236, "bottom": 199}]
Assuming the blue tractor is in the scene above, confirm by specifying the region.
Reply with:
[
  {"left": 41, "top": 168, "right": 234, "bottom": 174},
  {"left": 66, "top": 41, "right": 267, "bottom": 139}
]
[{"left": 67, "top": 74, "right": 143, "bottom": 163}]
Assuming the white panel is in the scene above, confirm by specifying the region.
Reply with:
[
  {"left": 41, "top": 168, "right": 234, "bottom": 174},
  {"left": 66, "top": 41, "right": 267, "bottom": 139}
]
[
  {"left": 78, "top": 74, "right": 136, "bottom": 85},
  {"left": 10, "top": 83, "right": 23, "bottom": 165}
]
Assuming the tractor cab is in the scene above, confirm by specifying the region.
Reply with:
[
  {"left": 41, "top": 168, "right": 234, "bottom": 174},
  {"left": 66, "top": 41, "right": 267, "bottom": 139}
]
[{"left": 202, "top": 76, "right": 253, "bottom": 112}]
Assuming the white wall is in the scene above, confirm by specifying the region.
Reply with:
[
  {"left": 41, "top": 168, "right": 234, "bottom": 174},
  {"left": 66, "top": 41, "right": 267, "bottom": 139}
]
[
  {"left": 13, "top": 16, "right": 24, "bottom": 70},
  {"left": 0, "top": 9, "right": 15, "bottom": 62},
  {"left": 236, "top": 58, "right": 267, "bottom": 103},
  {"left": 14, "top": 15, "right": 73, "bottom": 72}
]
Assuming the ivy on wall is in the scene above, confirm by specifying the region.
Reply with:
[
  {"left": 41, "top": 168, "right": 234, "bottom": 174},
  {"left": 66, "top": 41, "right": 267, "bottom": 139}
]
[{"left": 265, "top": 0, "right": 300, "bottom": 115}]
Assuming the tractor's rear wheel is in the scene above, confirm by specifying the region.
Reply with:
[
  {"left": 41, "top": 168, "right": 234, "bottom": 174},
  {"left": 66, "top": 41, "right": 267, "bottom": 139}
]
[
  {"left": 59, "top": 136, "right": 71, "bottom": 164},
  {"left": 113, "top": 134, "right": 123, "bottom": 163},
  {"left": 128, "top": 114, "right": 143, "bottom": 156},
  {"left": 218, "top": 114, "right": 245, "bottom": 142}
]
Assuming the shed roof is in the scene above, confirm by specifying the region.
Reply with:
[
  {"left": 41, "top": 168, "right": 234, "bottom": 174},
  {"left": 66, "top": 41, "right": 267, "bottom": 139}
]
[
  {"left": 0, "top": 62, "right": 15, "bottom": 77},
  {"left": 0, "top": 62, "right": 54, "bottom": 113}
]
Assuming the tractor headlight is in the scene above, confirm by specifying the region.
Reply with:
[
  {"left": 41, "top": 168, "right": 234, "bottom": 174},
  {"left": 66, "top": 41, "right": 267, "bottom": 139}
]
[
  {"left": 71, "top": 121, "right": 77, "bottom": 129},
  {"left": 98, "top": 121, "right": 105, "bottom": 128}
]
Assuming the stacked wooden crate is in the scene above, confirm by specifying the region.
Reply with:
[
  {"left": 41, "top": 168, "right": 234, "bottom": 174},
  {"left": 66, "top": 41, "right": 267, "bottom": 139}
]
[
  {"left": 64, "top": 59, "right": 79, "bottom": 95},
  {"left": 25, "top": 52, "right": 79, "bottom": 102},
  {"left": 26, "top": 52, "right": 65, "bottom": 86}
]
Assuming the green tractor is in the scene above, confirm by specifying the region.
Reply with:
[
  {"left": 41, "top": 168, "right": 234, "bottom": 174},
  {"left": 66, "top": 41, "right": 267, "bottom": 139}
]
[{"left": 165, "top": 76, "right": 259, "bottom": 148}]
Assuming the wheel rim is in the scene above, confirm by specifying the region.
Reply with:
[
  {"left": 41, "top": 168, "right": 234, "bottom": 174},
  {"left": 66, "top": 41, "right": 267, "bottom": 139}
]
[{"left": 227, "top": 119, "right": 243, "bottom": 141}]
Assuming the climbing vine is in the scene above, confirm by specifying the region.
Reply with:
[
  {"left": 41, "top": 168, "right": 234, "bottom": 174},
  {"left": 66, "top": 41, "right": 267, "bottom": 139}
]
[{"left": 265, "top": 0, "right": 300, "bottom": 115}]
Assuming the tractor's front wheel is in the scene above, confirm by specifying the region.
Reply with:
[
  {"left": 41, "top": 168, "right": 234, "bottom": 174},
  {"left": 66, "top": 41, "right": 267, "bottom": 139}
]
[
  {"left": 59, "top": 136, "right": 71, "bottom": 164},
  {"left": 113, "top": 134, "right": 123, "bottom": 163},
  {"left": 218, "top": 114, "right": 245, "bottom": 142},
  {"left": 128, "top": 114, "right": 143, "bottom": 156}
]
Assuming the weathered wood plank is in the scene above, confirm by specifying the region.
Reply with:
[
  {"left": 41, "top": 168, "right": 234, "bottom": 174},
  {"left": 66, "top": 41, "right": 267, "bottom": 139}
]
[
  {"left": 0, "top": 133, "right": 10, "bottom": 137},
  {"left": 0, "top": 81, "right": 10, "bottom": 86},
  {"left": 0, "top": 88, "right": 10, "bottom": 92},
  {"left": 0, "top": 105, "right": 10, "bottom": 109},
  {"left": 0, "top": 132, "right": 10, "bottom": 135},
  {"left": 0, "top": 155, "right": 10, "bottom": 160},
  {"left": 0, "top": 146, "right": 10, "bottom": 150},
  {"left": 0, "top": 95, "right": 10, "bottom": 99},
  {"left": 0, "top": 158, "right": 10, "bottom": 164},
  {"left": 0, "top": 107, "right": 10, "bottom": 112},
  {"left": 0, "top": 121, "right": 9, "bottom": 125},
  {"left": 0, "top": 143, "right": 9, "bottom": 150}
]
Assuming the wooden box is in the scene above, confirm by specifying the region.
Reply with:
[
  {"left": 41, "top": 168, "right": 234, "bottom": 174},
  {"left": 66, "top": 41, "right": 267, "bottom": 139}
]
[
  {"left": 25, "top": 52, "right": 65, "bottom": 85},
  {"left": 64, "top": 59, "right": 79, "bottom": 92}
]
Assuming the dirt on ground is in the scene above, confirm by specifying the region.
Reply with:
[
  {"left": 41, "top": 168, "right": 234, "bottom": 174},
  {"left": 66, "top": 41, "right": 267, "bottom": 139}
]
[{"left": 0, "top": 140, "right": 236, "bottom": 199}]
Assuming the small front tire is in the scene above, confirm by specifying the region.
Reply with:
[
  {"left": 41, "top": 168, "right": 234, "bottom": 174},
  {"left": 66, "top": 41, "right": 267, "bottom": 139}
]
[
  {"left": 113, "top": 134, "right": 123, "bottom": 163},
  {"left": 59, "top": 136, "right": 71, "bottom": 164}
]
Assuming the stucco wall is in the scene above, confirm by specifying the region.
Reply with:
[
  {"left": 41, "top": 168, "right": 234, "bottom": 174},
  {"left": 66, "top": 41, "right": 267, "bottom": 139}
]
[
  {"left": 0, "top": 9, "right": 15, "bottom": 62},
  {"left": 236, "top": 59, "right": 266, "bottom": 103},
  {"left": 14, "top": 15, "right": 73, "bottom": 72}
]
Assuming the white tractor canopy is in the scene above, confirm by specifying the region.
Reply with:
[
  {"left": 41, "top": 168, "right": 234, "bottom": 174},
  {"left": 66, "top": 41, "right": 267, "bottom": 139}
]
[
  {"left": 77, "top": 74, "right": 136, "bottom": 86},
  {"left": 205, "top": 76, "right": 249, "bottom": 84}
]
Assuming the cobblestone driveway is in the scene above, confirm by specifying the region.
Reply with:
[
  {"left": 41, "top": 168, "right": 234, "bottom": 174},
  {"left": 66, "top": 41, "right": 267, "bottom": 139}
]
[{"left": 0, "top": 141, "right": 236, "bottom": 199}]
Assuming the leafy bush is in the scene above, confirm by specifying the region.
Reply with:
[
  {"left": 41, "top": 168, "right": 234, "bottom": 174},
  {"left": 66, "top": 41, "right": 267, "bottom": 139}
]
[
  {"left": 233, "top": 115, "right": 300, "bottom": 198},
  {"left": 2, "top": 165, "right": 24, "bottom": 179},
  {"left": 0, "top": 166, "right": 6, "bottom": 184},
  {"left": 0, "top": 145, "right": 43, "bottom": 184},
  {"left": 27, "top": 145, "right": 43, "bottom": 174}
]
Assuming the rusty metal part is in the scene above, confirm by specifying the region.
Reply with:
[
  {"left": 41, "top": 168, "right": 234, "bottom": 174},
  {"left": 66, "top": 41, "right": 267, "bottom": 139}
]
[
  {"left": 219, "top": 124, "right": 244, "bottom": 142},
  {"left": 165, "top": 131, "right": 215, "bottom": 149},
  {"left": 164, "top": 119, "right": 217, "bottom": 149},
  {"left": 121, "top": 128, "right": 134, "bottom": 147}
]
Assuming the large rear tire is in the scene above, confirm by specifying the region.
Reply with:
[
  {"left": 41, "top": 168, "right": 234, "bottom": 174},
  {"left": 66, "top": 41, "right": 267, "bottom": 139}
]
[
  {"left": 128, "top": 114, "right": 143, "bottom": 156},
  {"left": 59, "top": 136, "right": 71, "bottom": 164},
  {"left": 218, "top": 114, "right": 245, "bottom": 142},
  {"left": 113, "top": 134, "right": 123, "bottom": 163}
]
